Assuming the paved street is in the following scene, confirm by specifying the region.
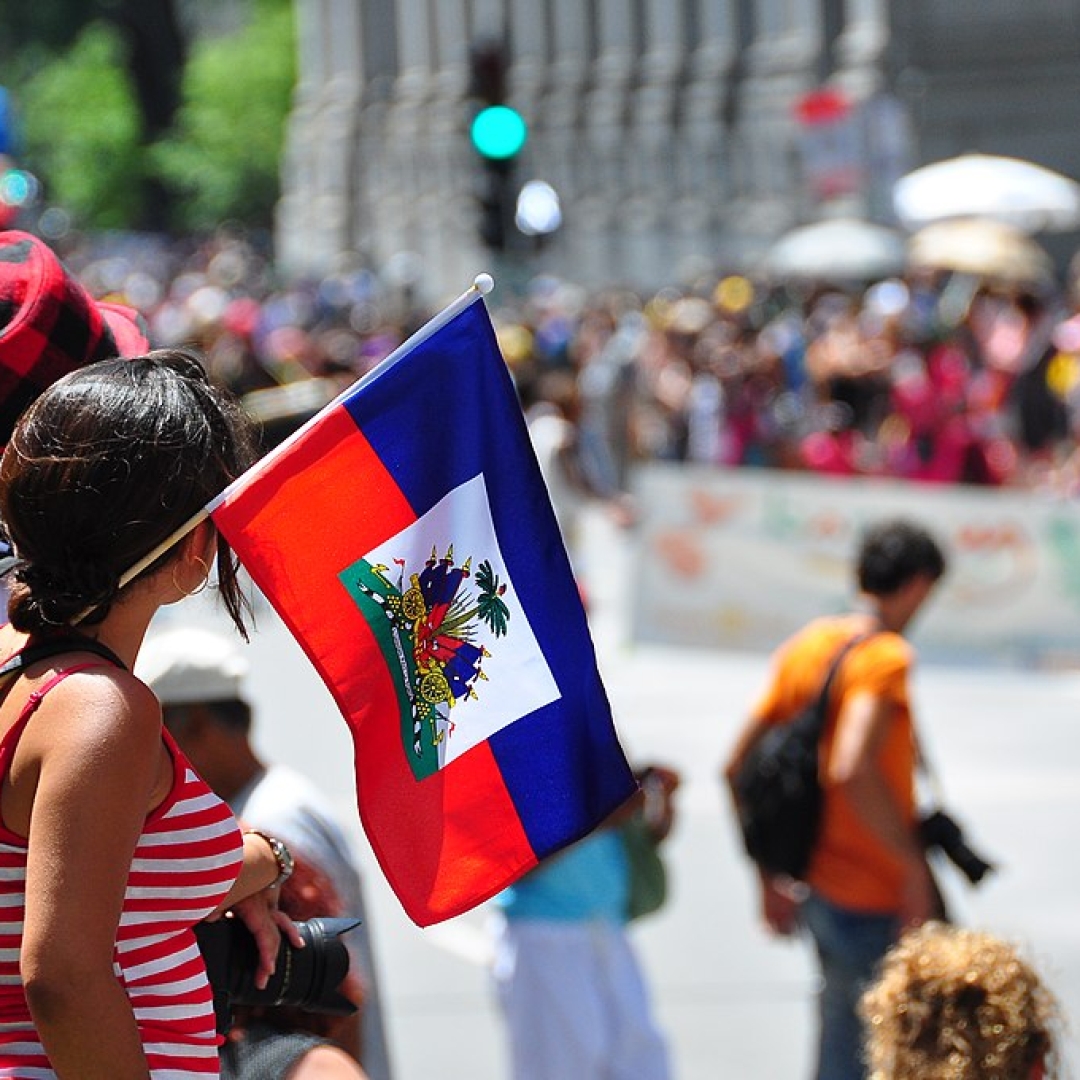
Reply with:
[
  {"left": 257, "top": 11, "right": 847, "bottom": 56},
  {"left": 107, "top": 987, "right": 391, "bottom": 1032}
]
[{"left": 165, "top": 510, "right": 1080, "bottom": 1079}]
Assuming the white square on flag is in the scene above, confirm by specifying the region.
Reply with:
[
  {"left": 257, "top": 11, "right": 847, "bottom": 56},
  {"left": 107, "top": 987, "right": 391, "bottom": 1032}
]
[{"left": 350, "top": 473, "right": 561, "bottom": 769}]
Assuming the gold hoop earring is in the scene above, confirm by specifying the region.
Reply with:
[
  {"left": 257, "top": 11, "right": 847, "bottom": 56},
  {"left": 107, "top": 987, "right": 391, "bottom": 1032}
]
[
  {"left": 172, "top": 556, "right": 211, "bottom": 599},
  {"left": 191, "top": 555, "right": 211, "bottom": 595}
]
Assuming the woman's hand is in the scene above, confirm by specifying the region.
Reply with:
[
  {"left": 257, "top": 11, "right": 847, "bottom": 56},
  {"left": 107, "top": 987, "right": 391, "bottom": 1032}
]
[
  {"left": 208, "top": 890, "right": 305, "bottom": 991},
  {"left": 205, "top": 829, "right": 305, "bottom": 989}
]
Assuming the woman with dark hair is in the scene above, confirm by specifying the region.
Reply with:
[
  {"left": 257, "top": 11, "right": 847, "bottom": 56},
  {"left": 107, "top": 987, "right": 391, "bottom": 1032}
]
[{"left": 0, "top": 349, "right": 301, "bottom": 1078}]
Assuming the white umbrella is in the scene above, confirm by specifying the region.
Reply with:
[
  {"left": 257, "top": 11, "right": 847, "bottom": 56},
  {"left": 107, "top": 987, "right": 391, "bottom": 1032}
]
[
  {"left": 763, "top": 217, "right": 907, "bottom": 282},
  {"left": 893, "top": 153, "right": 1080, "bottom": 233}
]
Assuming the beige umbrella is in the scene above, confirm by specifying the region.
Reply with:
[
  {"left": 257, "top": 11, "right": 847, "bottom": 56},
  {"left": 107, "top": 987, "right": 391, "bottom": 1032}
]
[{"left": 907, "top": 218, "right": 1056, "bottom": 289}]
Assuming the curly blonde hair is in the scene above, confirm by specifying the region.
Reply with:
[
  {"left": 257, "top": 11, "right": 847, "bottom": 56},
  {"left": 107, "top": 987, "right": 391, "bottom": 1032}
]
[{"left": 859, "top": 922, "right": 1060, "bottom": 1080}]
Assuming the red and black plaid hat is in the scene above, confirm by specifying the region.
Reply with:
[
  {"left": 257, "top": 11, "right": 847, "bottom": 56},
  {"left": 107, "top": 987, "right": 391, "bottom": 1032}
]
[{"left": 0, "top": 230, "right": 150, "bottom": 443}]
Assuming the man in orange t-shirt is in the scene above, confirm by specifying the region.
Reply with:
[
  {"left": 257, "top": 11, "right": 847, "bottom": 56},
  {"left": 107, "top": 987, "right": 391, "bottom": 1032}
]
[{"left": 724, "top": 518, "right": 947, "bottom": 1080}]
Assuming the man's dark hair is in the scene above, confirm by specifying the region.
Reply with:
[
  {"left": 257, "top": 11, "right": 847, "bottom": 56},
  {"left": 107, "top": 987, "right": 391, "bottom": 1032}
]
[
  {"left": 163, "top": 698, "right": 252, "bottom": 737},
  {"left": 856, "top": 519, "right": 946, "bottom": 597}
]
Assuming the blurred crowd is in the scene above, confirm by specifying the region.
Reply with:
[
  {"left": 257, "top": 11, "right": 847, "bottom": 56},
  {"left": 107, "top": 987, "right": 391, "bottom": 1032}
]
[{"left": 64, "top": 228, "right": 1080, "bottom": 497}]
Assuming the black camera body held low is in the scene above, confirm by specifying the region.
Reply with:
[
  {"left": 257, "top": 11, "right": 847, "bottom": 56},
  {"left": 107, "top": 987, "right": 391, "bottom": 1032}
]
[
  {"left": 918, "top": 809, "right": 995, "bottom": 885},
  {"left": 195, "top": 915, "right": 360, "bottom": 1034}
]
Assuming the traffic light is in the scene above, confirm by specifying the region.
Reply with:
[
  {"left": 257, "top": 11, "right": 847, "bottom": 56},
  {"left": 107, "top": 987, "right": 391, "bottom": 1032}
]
[
  {"left": 0, "top": 153, "right": 35, "bottom": 229},
  {"left": 468, "top": 39, "right": 527, "bottom": 252},
  {"left": 470, "top": 105, "right": 527, "bottom": 162}
]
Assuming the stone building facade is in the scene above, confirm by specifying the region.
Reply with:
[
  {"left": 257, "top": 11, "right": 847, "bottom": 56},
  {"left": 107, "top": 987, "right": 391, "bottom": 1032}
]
[{"left": 274, "top": 1, "right": 1080, "bottom": 299}]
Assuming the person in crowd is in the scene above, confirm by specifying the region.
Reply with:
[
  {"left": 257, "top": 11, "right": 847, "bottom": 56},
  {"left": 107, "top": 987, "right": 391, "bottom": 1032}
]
[
  {"left": 490, "top": 763, "right": 679, "bottom": 1080},
  {"left": 219, "top": 855, "right": 369, "bottom": 1080},
  {"left": 518, "top": 367, "right": 596, "bottom": 566},
  {"left": 0, "top": 346, "right": 301, "bottom": 1077},
  {"left": 136, "top": 625, "right": 394, "bottom": 1080},
  {"left": 51, "top": 223, "right": 1080, "bottom": 493},
  {"left": 723, "top": 518, "right": 948, "bottom": 1080},
  {"left": 517, "top": 368, "right": 634, "bottom": 581},
  {"left": 859, "top": 922, "right": 1061, "bottom": 1080}
]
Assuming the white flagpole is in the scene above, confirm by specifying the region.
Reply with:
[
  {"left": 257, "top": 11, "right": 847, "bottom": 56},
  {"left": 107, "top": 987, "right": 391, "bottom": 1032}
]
[
  {"left": 70, "top": 503, "right": 211, "bottom": 622},
  {"left": 88, "top": 273, "right": 496, "bottom": 606}
]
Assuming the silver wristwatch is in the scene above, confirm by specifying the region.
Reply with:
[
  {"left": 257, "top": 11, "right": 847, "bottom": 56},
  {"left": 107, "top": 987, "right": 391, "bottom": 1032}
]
[{"left": 247, "top": 830, "right": 295, "bottom": 888}]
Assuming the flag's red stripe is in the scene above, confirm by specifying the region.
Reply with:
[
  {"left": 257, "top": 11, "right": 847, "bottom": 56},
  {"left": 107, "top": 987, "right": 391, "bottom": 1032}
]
[
  {"left": 213, "top": 406, "right": 538, "bottom": 924},
  {"left": 359, "top": 661, "right": 539, "bottom": 924}
]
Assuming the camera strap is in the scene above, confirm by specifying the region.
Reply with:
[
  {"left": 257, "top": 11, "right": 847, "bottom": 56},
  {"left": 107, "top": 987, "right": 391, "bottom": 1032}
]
[{"left": 912, "top": 726, "right": 947, "bottom": 811}]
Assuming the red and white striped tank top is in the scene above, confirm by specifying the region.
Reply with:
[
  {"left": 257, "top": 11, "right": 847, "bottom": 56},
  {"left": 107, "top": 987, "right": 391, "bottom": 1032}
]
[{"left": 0, "top": 662, "right": 245, "bottom": 1078}]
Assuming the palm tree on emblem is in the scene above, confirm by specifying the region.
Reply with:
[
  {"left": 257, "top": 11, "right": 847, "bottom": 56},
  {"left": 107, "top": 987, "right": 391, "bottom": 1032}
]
[{"left": 475, "top": 560, "right": 510, "bottom": 637}]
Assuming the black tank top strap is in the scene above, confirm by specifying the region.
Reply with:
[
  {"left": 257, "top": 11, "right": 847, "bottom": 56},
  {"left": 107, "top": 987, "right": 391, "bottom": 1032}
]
[{"left": 0, "top": 634, "right": 127, "bottom": 680}]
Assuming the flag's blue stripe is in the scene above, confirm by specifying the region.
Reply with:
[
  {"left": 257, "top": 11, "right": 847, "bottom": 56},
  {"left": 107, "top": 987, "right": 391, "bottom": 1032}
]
[
  {"left": 486, "top": 688, "right": 636, "bottom": 859},
  {"left": 343, "top": 302, "right": 634, "bottom": 853}
]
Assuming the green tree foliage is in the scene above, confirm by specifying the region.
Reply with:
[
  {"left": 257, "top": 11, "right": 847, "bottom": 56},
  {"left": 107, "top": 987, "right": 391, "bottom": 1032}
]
[
  {"left": 150, "top": 0, "right": 296, "bottom": 231},
  {"left": 18, "top": 22, "right": 144, "bottom": 228},
  {"left": 7, "top": 1, "right": 294, "bottom": 232}
]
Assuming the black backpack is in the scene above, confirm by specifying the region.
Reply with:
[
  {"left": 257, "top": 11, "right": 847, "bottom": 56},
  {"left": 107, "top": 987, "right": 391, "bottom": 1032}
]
[{"left": 732, "top": 634, "right": 869, "bottom": 880}]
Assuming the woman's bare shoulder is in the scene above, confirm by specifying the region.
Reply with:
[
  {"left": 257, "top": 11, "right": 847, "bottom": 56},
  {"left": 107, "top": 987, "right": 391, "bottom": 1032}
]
[{"left": 21, "top": 660, "right": 162, "bottom": 756}]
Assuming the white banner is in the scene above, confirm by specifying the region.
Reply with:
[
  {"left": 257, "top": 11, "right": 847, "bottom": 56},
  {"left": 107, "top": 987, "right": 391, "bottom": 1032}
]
[{"left": 629, "top": 464, "right": 1080, "bottom": 667}]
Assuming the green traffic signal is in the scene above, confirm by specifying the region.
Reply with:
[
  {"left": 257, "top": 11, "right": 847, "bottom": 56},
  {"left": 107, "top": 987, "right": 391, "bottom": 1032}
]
[
  {"left": 470, "top": 105, "right": 527, "bottom": 161},
  {"left": 0, "top": 170, "right": 30, "bottom": 206}
]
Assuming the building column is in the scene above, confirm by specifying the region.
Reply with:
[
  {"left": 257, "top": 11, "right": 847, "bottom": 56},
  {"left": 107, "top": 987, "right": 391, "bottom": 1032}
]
[
  {"left": 372, "top": 0, "right": 436, "bottom": 283},
  {"left": 544, "top": 5, "right": 593, "bottom": 283},
  {"left": 678, "top": 1, "right": 738, "bottom": 276},
  {"left": 311, "top": 0, "right": 364, "bottom": 270},
  {"left": 623, "top": 0, "right": 685, "bottom": 287},
  {"left": 279, "top": 0, "right": 401, "bottom": 281},
  {"left": 506, "top": 0, "right": 549, "bottom": 105},
  {"left": 352, "top": 4, "right": 399, "bottom": 266},
  {"left": 832, "top": 0, "right": 910, "bottom": 222},
  {"left": 578, "top": 0, "right": 636, "bottom": 285},
  {"left": 726, "top": 0, "right": 822, "bottom": 264},
  {"left": 276, "top": 0, "right": 336, "bottom": 277},
  {"left": 414, "top": 0, "right": 475, "bottom": 296}
]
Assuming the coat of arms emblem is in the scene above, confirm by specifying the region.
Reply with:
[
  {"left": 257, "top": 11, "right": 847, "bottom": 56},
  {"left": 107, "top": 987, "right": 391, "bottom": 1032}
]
[{"left": 349, "top": 546, "right": 511, "bottom": 779}]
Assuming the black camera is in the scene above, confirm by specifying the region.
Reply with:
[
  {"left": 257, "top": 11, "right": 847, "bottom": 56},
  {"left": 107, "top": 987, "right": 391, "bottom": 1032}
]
[
  {"left": 919, "top": 809, "right": 995, "bottom": 885},
  {"left": 195, "top": 915, "right": 360, "bottom": 1034}
]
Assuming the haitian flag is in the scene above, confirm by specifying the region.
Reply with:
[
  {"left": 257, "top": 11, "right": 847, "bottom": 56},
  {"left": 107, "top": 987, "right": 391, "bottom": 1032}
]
[{"left": 209, "top": 285, "right": 636, "bottom": 926}]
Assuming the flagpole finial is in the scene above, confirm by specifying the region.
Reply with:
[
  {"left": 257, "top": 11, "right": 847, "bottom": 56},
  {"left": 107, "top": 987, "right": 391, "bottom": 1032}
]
[{"left": 474, "top": 273, "right": 495, "bottom": 295}]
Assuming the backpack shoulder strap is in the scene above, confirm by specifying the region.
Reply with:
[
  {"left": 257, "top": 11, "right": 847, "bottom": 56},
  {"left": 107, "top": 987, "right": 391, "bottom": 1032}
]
[{"left": 801, "top": 630, "right": 877, "bottom": 739}]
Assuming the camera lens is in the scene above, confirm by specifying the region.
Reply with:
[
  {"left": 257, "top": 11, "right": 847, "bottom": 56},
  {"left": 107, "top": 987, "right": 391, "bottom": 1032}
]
[
  {"left": 265, "top": 917, "right": 358, "bottom": 1011},
  {"left": 195, "top": 914, "right": 360, "bottom": 1031}
]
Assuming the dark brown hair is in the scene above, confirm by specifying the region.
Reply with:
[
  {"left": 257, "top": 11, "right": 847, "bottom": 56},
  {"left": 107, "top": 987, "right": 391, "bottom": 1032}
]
[
  {"left": 856, "top": 518, "right": 947, "bottom": 596},
  {"left": 0, "top": 348, "right": 258, "bottom": 635}
]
